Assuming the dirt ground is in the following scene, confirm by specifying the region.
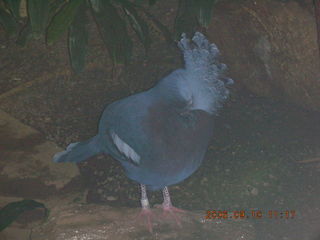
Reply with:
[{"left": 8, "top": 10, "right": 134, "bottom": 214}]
[{"left": 1, "top": 0, "right": 320, "bottom": 239}]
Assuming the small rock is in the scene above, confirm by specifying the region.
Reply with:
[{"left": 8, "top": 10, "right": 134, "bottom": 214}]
[
  {"left": 106, "top": 196, "right": 117, "bottom": 201},
  {"left": 250, "top": 187, "right": 259, "bottom": 196}
]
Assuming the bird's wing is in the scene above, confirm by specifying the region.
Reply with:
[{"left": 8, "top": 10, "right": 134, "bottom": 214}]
[
  {"left": 99, "top": 92, "right": 153, "bottom": 166},
  {"left": 110, "top": 130, "right": 141, "bottom": 165}
]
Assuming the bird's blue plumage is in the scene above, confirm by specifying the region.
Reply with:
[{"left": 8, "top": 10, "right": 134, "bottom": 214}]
[{"left": 53, "top": 32, "right": 232, "bottom": 191}]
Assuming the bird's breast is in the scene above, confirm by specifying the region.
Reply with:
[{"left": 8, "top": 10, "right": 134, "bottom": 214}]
[{"left": 143, "top": 102, "right": 214, "bottom": 176}]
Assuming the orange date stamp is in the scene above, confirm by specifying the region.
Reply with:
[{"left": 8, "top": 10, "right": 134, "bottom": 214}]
[{"left": 205, "top": 210, "right": 296, "bottom": 220}]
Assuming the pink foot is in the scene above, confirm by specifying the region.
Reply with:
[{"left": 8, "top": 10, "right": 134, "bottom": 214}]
[
  {"left": 137, "top": 208, "right": 155, "bottom": 233},
  {"left": 157, "top": 204, "right": 187, "bottom": 227}
]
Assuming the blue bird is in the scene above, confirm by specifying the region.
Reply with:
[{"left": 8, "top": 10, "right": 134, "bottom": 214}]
[{"left": 53, "top": 32, "right": 232, "bottom": 231}]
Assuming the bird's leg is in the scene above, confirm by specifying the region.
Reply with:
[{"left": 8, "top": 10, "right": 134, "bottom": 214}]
[
  {"left": 137, "top": 184, "right": 154, "bottom": 233},
  {"left": 161, "top": 186, "right": 185, "bottom": 227}
]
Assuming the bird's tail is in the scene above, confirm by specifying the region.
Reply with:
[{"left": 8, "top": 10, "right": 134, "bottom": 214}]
[
  {"left": 178, "top": 32, "right": 233, "bottom": 114},
  {"left": 53, "top": 135, "right": 102, "bottom": 163}
]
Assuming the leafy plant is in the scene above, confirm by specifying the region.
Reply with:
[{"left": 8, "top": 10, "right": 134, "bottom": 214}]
[
  {"left": 174, "top": 0, "right": 217, "bottom": 38},
  {"left": 0, "top": 0, "right": 217, "bottom": 73},
  {"left": 0, "top": 199, "right": 48, "bottom": 232}
]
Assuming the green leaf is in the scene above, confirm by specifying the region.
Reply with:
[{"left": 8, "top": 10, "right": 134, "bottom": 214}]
[
  {"left": 121, "top": 0, "right": 150, "bottom": 51},
  {"left": 137, "top": 5, "right": 173, "bottom": 44},
  {"left": 197, "top": 0, "right": 216, "bottom": 27},
  {"left": 28, "top": 0, "right": 50, "bottom": 37},
  {"left": 47, "top": 0, "right": 84, "bottom": 45},
  {"left": 133, "top": 0, "right": 144, "bottom": 5},
  {"left": 68, "top": 2, "right": 88, "bottom": 73},
  {"left": 88, "top": 0, "right": 104, "bottom": 12},
  {"left": 49, "top": 0, "right": 67, "bottom": 18},
  {"left": 132, "top": 0, "right": 157, "bottom": 5},
  {"left": 4, "top": 0, "right": 21, "bottom": 19},
  {"left": 90, "top": 0, "right": 132, "bottom": 64},
  {"left": 174, "top": 0, "right": 199, "bottom": 39},
  {"left": 0, "top": 199, "right": 48, "bottom": 231},
  {"left": 0, "top": 6, "right": 18, "bottom": 36},
  {"left": 16, "top": 21, "right": 32, "bottom": 45},
  {"left": 148, "top": 0, "right": 157, "bottom": 6}
]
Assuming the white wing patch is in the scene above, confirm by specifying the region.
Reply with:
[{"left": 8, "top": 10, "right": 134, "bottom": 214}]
[{"left": 111, "top": 131, "right": 140, "bottom": 164}]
